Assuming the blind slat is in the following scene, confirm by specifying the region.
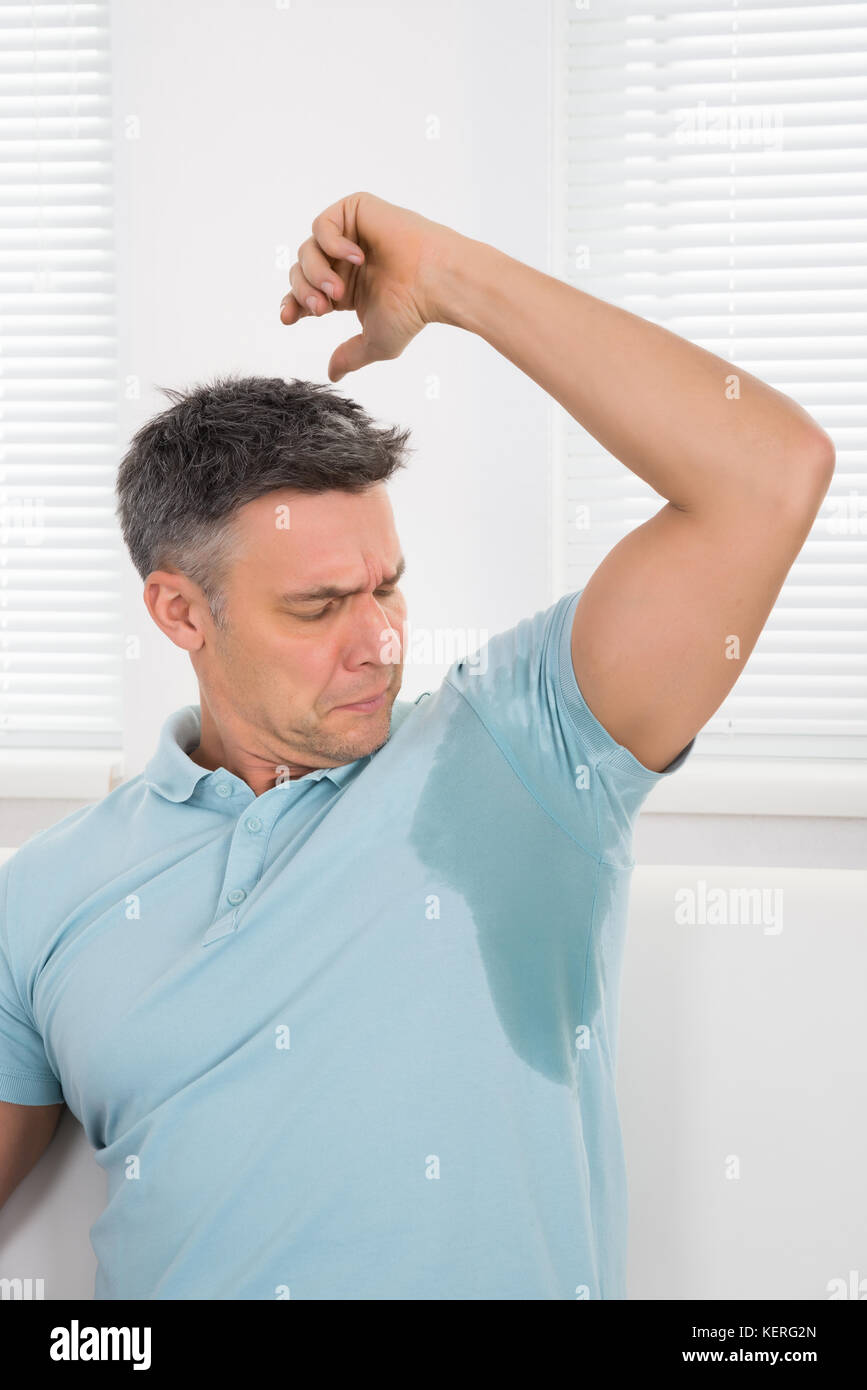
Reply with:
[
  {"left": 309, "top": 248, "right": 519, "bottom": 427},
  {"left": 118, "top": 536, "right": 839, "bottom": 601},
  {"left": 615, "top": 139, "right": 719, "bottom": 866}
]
[
  {"left": 556, "top": 0, "right": 867, "bottom": 755},
  {"left": 0, "top": 5, "right": 120, "bottom": 748}
]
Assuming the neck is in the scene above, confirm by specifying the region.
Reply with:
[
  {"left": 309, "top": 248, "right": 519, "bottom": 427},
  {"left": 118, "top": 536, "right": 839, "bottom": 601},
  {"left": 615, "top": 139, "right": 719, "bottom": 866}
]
[{"left": 190, "top": 693, "right": 340, "bottom": 797}]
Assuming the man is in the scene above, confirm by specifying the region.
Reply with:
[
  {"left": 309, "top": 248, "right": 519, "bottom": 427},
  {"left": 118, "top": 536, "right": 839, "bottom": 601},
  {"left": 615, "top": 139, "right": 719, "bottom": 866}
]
[{"left": 0, "top": 192, "right": 833, "bottom": 1299}]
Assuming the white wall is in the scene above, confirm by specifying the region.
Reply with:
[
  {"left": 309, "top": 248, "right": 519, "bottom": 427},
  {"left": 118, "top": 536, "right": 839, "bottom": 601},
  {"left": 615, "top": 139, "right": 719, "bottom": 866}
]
[
  {"left": 620, "top": 866, "right": 867, "bottom": 1300},
  {"left": 110, "top": 0, "right": 554, "bottom": 782}
]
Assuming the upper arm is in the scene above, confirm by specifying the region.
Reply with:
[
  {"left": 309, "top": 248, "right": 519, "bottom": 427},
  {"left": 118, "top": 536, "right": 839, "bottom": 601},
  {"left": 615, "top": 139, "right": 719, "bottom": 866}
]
[
  {"left": 570, "top": 460, "right": 832, "bottom": 773},
  {"left": 0, "top": 854, "right": 66, "bottom": 1111},
  {"left": 0, "top": 1098, "right": 65, "bottom": 1208},
  {"left": 0, "top": 859, "right": 68, "bottom": 1209}
]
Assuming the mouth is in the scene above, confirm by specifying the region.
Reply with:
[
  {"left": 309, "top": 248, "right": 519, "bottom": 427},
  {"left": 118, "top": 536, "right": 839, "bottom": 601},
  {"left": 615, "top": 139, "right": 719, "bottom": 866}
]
[{"left": 334, "top": 686, "right": 389, "bottom": 713}]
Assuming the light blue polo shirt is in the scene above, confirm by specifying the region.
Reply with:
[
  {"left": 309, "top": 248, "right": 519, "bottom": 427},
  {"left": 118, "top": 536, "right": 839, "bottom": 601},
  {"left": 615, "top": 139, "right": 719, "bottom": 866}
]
[{"left": 0, "top": 588, "right": 693, "bottom": 1300}]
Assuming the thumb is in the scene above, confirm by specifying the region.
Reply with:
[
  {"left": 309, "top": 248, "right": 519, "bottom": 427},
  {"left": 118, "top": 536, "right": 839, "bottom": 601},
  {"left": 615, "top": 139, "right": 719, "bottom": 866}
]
[{"left": 328, "top": 333, "right": 381, "bottom": 384}]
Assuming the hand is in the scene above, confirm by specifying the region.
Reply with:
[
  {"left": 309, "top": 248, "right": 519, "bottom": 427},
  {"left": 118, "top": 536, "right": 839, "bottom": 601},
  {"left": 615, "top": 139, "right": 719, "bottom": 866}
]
[{"left": 279, "top": 190, "right": 458, "bottom": 384}]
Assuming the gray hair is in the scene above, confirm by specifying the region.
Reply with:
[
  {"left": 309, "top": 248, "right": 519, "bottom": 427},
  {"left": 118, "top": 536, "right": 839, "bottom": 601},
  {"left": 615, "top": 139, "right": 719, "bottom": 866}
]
[{"left": 115, "top": 375, "right": 413, "bottom": 627}]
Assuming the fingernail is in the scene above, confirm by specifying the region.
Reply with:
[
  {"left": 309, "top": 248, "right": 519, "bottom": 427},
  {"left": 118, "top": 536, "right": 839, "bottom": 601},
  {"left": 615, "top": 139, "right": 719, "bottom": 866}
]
[
  {"left": 306, "top": 296, "right": 318, "bottom": 314},
  {"left": 321, "top": 281, "right": 334, "bottom": 298},
  {"left": 347, "top": 252, "right": 363, "bottom": 264}
]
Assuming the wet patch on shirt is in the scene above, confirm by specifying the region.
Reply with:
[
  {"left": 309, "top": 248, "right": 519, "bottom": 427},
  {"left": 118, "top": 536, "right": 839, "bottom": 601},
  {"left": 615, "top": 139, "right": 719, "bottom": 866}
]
[{"left": 408, "top": 705, "right": 606, "bottom": 1088}]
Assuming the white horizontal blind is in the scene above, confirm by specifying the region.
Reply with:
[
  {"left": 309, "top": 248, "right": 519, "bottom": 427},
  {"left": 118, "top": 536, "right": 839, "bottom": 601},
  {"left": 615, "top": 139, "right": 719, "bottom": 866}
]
[
  {"left": 552, "top": 0, "right": 867, "bottom": 758},
  {"left": 0, "top": 1, "right": 122, "bottom": 751}
]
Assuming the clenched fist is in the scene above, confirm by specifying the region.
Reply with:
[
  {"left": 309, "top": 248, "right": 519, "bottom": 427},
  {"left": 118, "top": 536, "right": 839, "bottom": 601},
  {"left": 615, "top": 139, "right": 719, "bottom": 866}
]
[{"left": 279, "top": 191, "right": 460, "bottom": 384}]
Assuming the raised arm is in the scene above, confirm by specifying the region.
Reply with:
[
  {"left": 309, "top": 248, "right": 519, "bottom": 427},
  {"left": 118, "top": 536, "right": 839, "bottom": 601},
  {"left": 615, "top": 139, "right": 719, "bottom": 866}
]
[
  {"left": 433, "top": 235, "right": 834, "bottom": 771},
  {"left": 279, "top": 192, "right": 834, "bottom": 772}
]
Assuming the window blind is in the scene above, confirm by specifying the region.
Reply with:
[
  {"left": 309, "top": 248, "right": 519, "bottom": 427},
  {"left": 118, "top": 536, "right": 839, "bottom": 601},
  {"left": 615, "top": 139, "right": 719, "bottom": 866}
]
[
  {"left": 0, "top": 1, "right": 122, "bottom": 751},
  {"left": 552, "top": 0, "right": 866, "bottom": 758}
]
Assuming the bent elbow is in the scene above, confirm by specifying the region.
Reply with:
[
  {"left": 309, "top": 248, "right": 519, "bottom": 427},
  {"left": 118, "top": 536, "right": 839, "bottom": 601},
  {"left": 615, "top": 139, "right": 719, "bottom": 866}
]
[{"left": 786, "top": 428, "right": 835, "bottom": 523}]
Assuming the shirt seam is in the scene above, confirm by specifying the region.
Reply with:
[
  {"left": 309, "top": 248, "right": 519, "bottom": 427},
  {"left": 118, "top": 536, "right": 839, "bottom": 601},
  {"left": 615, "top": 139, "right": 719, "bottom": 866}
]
[
  {"left": 594, "top": 744, "right": 640, "bottom": 870},
  {"left": 550, "top": 595, "right": 606, "bottom": 860},
  {"left": 577, "top": 857, "right": 602, "bottom": 1064},
  {"left": 0, "top": 1063, "right": 59, "bottom": 1082},
  {"left": 1, "top": 854, "right": 44, "bottom": 1029},
  {"left": 443, "top": 673, "right": 631, "bottom": 871},
  {"left": 2, "top": 858, "right": 66, "bottom": 1090},
  {"left": 553, "top": 595, "right": 647, "bottom": 867}
]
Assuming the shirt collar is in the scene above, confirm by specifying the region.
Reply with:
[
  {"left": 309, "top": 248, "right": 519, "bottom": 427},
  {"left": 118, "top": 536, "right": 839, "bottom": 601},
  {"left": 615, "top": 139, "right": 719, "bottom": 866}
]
[{"left": 142, "top": 705, "right": 365, "bottom": 804}]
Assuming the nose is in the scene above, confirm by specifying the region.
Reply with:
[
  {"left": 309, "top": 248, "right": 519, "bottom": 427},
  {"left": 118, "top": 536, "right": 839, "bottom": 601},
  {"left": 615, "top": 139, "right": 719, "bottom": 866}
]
[{"left": 354, "top": 590, "right": 403, "bottom": 665}]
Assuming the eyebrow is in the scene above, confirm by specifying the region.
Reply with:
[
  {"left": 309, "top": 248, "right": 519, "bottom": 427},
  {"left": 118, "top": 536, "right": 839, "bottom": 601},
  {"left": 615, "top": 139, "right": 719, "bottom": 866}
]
[{"left": 279, "top": 555, "right": 407, "bottom": 604}]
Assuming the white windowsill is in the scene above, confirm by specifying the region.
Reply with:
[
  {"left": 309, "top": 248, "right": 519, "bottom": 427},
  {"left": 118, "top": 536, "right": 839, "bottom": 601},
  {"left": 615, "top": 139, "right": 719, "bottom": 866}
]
[
  {"left": 0, "top": 750, "right": 126, "bottom": 800},
  {"left": 1, "top": 751, "right": 864, "bottom": 818},
  {"left": 643, "top": 755, "right": 866, "bottom": 819}
]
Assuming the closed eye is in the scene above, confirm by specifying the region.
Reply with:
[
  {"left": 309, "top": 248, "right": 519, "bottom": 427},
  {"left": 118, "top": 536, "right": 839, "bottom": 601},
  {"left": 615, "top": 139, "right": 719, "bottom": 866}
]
[{"left": 298, "top": 587, "right": 396, "bottom": 621}]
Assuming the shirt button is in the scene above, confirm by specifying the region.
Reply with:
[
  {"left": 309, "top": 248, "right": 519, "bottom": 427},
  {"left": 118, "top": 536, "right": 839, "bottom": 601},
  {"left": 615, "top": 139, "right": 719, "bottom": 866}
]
[
  {"left": 215, "top": 783, "right": 232, "bottom": 798},
  {"left": 245, "top": 817, "right": 263, "bottom": 833},
  {"left": 227, "top": 888, "right": 246, "bottom": 906}
]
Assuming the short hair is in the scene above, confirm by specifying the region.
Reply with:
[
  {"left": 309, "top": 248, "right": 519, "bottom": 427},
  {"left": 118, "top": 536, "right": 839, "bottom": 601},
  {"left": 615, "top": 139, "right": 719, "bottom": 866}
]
[{"left": 115, "top": 374, "right": 413, "bottom": 626}]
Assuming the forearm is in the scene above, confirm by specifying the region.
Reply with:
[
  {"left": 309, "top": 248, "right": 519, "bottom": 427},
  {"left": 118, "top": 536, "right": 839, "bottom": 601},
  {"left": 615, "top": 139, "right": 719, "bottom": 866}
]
[{"left": 433, "top": 234, "right": 833, "bottom": 515}]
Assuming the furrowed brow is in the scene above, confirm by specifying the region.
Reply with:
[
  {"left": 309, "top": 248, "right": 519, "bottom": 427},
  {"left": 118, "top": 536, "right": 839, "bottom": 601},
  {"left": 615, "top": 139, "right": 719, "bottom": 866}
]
[{"left": 280, "top": 555, "right": 406, "bottom": 604}]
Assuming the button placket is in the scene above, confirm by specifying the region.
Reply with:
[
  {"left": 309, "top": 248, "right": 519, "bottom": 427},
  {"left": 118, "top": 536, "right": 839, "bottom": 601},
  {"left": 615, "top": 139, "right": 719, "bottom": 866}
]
[
  {"left": 212, "top": 781, "right": 313, "bottom": 930},
  {"left": 202, "top": 778, "right": 322, "bottom": 945}
]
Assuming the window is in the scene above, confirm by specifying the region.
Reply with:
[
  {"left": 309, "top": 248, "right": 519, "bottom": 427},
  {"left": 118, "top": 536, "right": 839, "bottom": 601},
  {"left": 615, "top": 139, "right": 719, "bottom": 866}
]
[
  {"left": 0, "top": 0, "right": 122, "bottom": 751},
  {"left": 551, "top": 0, "right": 866, "bottom": 758}
]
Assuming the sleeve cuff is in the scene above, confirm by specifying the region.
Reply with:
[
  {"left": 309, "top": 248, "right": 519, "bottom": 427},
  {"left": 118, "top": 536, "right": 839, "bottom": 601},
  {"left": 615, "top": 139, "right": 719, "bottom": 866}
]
[
  {"left": 0, "top": 1068, "right": 64, "bottom": 1105},
  {"left": 556, "top": 589, "right": 696, "bottom": 783}
]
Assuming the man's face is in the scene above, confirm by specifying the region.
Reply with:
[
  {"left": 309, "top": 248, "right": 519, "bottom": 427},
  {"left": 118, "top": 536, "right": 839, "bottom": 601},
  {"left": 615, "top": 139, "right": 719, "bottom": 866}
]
[{"left": 192, "top": 484, "right": 407, "bottom": 769}]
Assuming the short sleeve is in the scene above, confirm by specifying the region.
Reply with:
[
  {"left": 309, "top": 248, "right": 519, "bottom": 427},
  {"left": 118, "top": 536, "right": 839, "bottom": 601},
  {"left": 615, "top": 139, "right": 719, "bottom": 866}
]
[
  {"left": 444, "top": 588, "right": 695, "bottom": 865},
  {"left": 0, "top": 854, "right": 64, "bottom": 1105}
]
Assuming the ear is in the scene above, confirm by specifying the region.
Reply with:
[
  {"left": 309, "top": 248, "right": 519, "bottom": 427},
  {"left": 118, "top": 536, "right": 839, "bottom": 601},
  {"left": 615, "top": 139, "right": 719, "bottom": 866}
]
[{"left": 142, "top": 570, "right": 209, "bottom": 652}]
